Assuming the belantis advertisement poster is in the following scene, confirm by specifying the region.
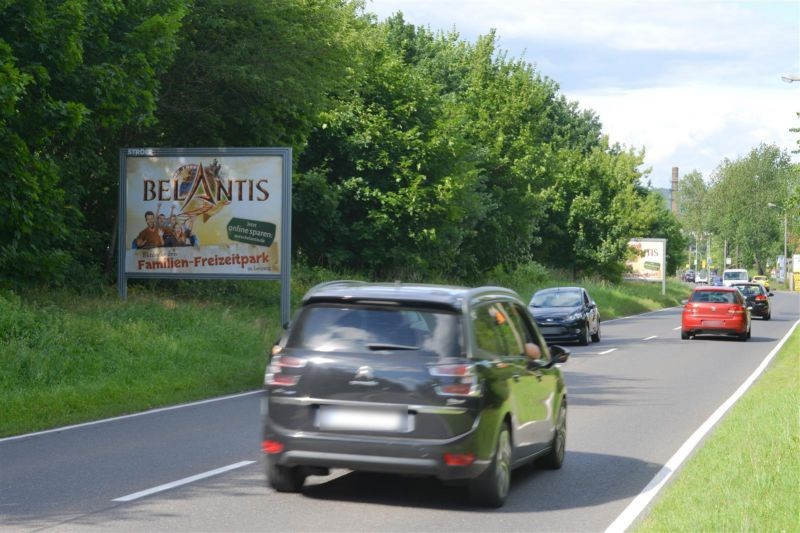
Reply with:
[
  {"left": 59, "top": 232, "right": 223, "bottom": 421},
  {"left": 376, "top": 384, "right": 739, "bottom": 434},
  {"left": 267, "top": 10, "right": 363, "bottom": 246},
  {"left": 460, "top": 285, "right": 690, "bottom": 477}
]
[
  {"left": 124, "top": 154, "right": 283, "bottom": 275},
  {"left": 624, "top": 238, "right": 666, "bottom": 282}
]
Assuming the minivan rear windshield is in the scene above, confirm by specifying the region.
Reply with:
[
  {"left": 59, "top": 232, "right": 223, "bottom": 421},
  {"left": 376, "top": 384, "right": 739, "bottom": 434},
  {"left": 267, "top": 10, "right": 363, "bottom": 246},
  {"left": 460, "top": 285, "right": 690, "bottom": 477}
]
[{"left": 286, "top": 305, "right": 463, "bottom": 357}]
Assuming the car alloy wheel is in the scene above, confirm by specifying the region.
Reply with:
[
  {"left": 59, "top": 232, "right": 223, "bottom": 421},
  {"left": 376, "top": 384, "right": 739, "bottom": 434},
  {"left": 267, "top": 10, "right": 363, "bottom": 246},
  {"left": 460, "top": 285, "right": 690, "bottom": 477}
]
[
  {"left": 579, "top": 322, "right": 590, "bottom": 346},
  {"left": 591, "top": 323, "right": 600, "bottom": 343}
]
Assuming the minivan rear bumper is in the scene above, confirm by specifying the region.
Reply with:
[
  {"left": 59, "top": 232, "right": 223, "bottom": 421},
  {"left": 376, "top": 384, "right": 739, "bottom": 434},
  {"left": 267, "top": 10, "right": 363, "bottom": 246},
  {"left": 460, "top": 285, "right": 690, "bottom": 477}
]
[{"left": 263, "top": 419, "right": 491, "bottom": 481}]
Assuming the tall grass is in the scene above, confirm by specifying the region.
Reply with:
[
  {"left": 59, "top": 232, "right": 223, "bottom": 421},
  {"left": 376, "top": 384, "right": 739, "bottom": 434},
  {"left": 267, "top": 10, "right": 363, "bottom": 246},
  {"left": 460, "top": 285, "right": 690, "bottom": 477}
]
[{"left": 0, "top": 286, "right": 280, "bottom": 436}]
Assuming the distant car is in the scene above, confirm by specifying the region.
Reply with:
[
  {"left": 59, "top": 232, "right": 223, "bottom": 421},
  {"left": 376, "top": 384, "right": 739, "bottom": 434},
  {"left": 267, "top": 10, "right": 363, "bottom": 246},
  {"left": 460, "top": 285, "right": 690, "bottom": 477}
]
[
  {"left": 751, "top": 275, "right": 770, "bottom": 291},
  {"left": 683, "top": 269, "right": 696, "bottom": 282},
  {"left": 732, "top": 282, "right": 772, "bottom": 320},
  {"left": 722, "top": 268, "right": 749, "bottom": 287},
  {"left": 710, "top": 275, "right": 723, "bottom": 286},
  {"left": 262, "top": 281, "right": 570, "bottom": 508},
  {"left": 695, "top": 269, "right": 709, "bottom": 284},
  {"left": 528, "top": 287, "right": 600, "bottom": 345},
  {"left": 681, "top": 286, "right": 751, "bottom": 341}
]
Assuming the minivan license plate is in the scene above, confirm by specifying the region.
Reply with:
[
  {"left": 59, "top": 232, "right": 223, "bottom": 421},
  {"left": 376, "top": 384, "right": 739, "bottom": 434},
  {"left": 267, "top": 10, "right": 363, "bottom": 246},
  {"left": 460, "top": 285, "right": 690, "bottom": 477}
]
[{"left": 317, "top": 406, "right": 408, "bottom": 432}]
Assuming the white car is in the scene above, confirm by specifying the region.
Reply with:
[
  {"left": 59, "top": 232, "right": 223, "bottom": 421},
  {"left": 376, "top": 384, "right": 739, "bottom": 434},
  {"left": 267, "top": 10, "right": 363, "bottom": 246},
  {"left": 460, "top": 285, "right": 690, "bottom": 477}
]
[{"left": 722, "top": 268, "right": 749, "bottom": 287}]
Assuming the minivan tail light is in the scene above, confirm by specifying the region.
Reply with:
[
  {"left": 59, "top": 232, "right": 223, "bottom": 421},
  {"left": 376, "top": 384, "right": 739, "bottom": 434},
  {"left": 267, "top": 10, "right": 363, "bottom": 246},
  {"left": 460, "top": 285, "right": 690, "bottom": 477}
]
[
  {"left": 266, "top": 373, "right": 300, "bottom": 386},
  {"left": 430, "top": 364, "right": 481, "bottom": 397},
  {"left": 262, "top": 440, "right": 284, "bottom": 454},
  {"left": 443, "top": 452, "right": 475, "bottom": 466},
  {"left": 265, "top": 355, "right": 306, "bottom": 387},
  {"left": 271, "top": 355, "right": 307, "bottom": 369}
]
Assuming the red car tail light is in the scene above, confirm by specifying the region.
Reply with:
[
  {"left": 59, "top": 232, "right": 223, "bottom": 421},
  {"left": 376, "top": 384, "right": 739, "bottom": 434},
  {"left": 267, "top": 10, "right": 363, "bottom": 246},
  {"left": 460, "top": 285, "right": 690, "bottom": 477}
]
[
  {"left": 265, "top": 355, "right": 306, "bottom": 387},
  {"left": 430, "top": 364, "right": 481, "bottom": 397},
  {"left": 443, "top": 452, "right": 475, "bottom": 466},
  {"left": 755, "top": 295, "right": 767, "bottom": 301},
  {"left": 728, "top": 306, "right": 746, "bottom": 315},
  {"left": 266, "top": 373, "right": 300, "bottom": 386},
  {"left": 262, "top": 440, "right": 284, "bottom": 454}
]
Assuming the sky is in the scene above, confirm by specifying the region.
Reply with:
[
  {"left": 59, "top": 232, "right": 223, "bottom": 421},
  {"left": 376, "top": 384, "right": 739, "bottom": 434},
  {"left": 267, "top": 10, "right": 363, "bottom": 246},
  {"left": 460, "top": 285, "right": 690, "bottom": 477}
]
[{"left": 365, "top": 0, "right": 800, "bottom": 189}]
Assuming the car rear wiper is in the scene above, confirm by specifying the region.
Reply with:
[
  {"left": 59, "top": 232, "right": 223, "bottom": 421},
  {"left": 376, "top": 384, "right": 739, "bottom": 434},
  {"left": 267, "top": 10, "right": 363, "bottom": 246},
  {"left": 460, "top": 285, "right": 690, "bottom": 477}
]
[{"left": 366, "top": 343, "right": 419, "bottom": 351}]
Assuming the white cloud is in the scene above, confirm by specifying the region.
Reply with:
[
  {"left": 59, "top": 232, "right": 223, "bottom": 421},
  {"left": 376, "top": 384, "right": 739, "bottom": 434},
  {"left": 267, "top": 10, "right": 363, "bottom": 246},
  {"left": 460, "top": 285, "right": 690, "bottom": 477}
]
[
  {"left": 365, "top": 0, "right": 800, "bottom": 187},
  {"left": 571, "top": 85, "right": 799, "bottom": 183},
  {"left": 368, "top": 0, "right": 794, "bottom": 54}
]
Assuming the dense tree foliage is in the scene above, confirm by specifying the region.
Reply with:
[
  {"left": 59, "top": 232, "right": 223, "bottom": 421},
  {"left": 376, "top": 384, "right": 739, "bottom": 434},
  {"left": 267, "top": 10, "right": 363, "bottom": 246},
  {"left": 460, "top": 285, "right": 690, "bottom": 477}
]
[
  {"left": 2, "top": 3, "right": 691, "bottom": 286},
  {"left": 705, "top": 144, "right": 797, "bottom": 273},
  {"left": 0, "top": 0, "right": 186, "bottom": 282}
]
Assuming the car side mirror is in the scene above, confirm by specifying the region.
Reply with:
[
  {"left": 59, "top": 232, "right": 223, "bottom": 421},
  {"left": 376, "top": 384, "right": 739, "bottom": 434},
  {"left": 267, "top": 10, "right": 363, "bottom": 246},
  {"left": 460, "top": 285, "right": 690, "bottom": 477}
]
[
  {"left": 549, "top": 345, "right": 570, "bottom": 364},
  {"left": 768, "top": 292, "right": 774, "bottom": 297}
]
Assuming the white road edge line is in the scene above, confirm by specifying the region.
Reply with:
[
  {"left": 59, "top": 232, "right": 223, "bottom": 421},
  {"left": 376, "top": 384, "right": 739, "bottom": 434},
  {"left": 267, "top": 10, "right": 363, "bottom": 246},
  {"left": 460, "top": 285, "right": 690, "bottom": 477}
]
[
  {"left": 605, "top": 317, "right": 800, "bottom": 533},
  {"left": 673, "top": 326, "right": 682, "bottom": 330},
  {"left": 643, "top": 335, "right": 658, "bottom": 341},
  {"left": 113, "top": 460, "right": 256, "bottom": 502},
  {"left": 0, "top": 390, "right": 263, "bottom": 443},
  {"left": 598, "top": 348, "right": 617, "bottom": 355}
]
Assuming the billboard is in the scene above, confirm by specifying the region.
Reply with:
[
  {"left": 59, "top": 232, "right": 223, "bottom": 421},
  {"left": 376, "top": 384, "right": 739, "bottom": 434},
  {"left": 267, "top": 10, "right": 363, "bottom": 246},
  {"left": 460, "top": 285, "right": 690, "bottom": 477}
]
[
  {"left": 624, "top": 238, "right": 667, "bottom": 294},
  {"left": 118, "top": 148, "right": 292, "bottom": 321}
]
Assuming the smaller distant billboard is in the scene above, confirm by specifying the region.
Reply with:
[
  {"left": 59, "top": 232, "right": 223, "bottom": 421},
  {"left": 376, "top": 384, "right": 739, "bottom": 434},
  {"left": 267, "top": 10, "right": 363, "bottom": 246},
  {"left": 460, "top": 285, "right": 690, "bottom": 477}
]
[
  {"left": 624, "top": 238, "right": 666, "bottom": 282},
  {"left": 777, "top": 255, "right": 786, "bottom": 281}
]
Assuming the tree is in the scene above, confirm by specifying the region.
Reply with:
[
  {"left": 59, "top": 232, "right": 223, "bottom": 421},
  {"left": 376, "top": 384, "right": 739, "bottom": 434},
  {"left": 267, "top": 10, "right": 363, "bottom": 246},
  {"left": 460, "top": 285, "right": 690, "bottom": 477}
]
[
  {"left": 296, "top": 15, "right": 486, "bottom": 277},
  {"left": 155, "top": 0, "right": 362, "bottom": 149},
  {"left": 0, "top": 0, "right": 186, "bottom": 283},
  {"left": 707, "top": 144, "right": 794, "bottom": 272}
]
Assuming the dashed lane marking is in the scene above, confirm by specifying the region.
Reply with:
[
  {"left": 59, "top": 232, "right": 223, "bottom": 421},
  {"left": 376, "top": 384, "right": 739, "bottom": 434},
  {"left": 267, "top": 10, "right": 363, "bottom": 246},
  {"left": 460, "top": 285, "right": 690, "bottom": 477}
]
[{"left": 113, "top": 460, "right": 256, "bottom": 502}]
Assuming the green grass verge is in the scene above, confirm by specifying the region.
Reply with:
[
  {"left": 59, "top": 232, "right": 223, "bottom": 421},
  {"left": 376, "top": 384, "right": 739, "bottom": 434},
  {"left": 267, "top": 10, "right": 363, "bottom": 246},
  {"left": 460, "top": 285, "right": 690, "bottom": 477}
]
[
  {"left": 636, "top": 325, "right": 800, "bottom": 532},
  {"left": 0, "top": 284, "right": 282, "bottom": 436}
]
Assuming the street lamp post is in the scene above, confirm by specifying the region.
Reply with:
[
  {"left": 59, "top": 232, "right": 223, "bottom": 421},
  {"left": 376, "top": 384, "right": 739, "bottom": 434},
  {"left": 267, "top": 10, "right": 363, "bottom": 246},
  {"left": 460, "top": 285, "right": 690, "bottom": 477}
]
[{"left": 768, "top": 202, "right": 788, "bottom": 286}]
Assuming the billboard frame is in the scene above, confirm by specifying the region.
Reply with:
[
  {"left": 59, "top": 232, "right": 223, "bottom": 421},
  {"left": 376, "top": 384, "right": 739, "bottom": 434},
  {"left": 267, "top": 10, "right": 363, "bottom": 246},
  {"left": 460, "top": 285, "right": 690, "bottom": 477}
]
[
  {"left": 118, "top": 147, "right": 292, "bottom": 324},
  {"left": 623, "top": 238, "right": 667, "bottom": 295}
]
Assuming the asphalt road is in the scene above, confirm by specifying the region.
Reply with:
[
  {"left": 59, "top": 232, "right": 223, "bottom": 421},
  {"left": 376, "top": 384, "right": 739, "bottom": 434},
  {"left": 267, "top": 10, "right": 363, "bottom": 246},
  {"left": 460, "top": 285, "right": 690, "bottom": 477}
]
[{"left": 2, "top": 291, "right": 798, "bottom": 532}]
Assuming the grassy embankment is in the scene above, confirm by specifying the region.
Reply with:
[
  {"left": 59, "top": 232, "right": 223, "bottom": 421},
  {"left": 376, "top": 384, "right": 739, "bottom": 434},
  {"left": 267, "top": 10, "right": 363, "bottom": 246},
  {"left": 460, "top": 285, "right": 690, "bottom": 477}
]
[
  {"left": 0, "top": 265, "right": 691, "bottom": 437},
  {"left": 636, "top": 324, "right": 799, "bottom": 532}
]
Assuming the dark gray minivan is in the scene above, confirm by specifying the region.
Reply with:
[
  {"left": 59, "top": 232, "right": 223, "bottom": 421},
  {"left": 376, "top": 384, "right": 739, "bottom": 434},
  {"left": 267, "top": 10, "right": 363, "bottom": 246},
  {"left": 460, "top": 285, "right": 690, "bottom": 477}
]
[{"left": 262, "top": 281, "right": 569, "bottom": 507}]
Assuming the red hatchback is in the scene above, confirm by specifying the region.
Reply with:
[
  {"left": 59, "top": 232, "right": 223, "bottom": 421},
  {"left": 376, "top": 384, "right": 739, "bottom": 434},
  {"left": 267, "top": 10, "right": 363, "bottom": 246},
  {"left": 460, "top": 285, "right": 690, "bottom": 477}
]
[{"left": 681, "top": 286, "right": 751, "bottom": 341}]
